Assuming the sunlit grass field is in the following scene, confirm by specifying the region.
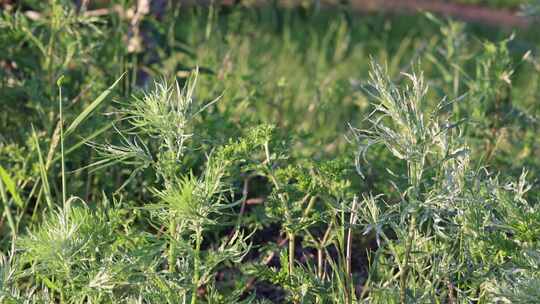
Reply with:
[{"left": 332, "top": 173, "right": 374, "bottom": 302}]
[{"left": 1, "top": 1, "right": 539, "bottom": 303}]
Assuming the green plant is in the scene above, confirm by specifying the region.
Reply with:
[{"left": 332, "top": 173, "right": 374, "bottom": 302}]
[
  {"left": 351, "top": 62, "right": 539, "bottom": 303},
  {"left": 1, "top": 2, "right": 539, "bottom": 303}
]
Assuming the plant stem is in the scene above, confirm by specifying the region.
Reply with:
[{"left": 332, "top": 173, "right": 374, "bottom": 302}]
[
  {"left": 400, "top": 157, "right": 421, "bottom": 304},
  {"left": 168, "top": 218, "right": 177, "bottom": 272},
  {"left": 46, "top": 0, "right": 58, "bottom": 95},
  {"left": 191, "top": 227, "right": 202, "bottom": 304},
  {"left": 317, "top": 247, "right": 323, "bottom": 279},
  {"left": 263, "top": 140, "right": 297, "bottom": 282},
  {"left": 399, "top": 213, "right": 416, "bottom": 304},
  {"left": 345, "top": 198, "right": 359, "bottom": 304},
  {"left": 303, "top": 195, "right": 317, "bottom": 217},
  {"left": 346, "top": 198, "right": 358, "bottom": 285},
  {"left": 58, "top": 78, "right": 66, "bottom": 207},
  {"left": 288, "top": 231, "right": 295, "bottom": 278},
  {"left": 0, "top": 180, "right": 16, "bottom": 239}
]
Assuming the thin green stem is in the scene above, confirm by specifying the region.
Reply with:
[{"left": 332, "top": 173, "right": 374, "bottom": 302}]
[
  {"left": 168, "top": 217, "right": 177, "bottom": 272},
  {"left": 0, "top": 180, "right": 17, "bottom": 239},
  {"left": 263, "top": 140, "right": 296, "bottom": 281},
  {"left": 303, "top": 195, "right": 317, "bottom": 218},
  {"left": 346, "top": 197, "right": 359, "bottom": 303},
  {"left": 191, "top": 227, "right": 202, "bottom": 304},
  {"left": 58, "top": 78, "right": 66, "bottom": 207},
  {"left": 46, "top": 0, "right": 59, "bottom": 95},
  {"left": 400, "top": 213, "right": 416, "bottom": 304},
  {"left": 288, "top": 231, "right": 295, "bottom": 278}
]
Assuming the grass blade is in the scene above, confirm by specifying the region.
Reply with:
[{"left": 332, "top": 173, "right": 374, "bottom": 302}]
[
  {"left": 65, "top": 73, "right": 125, "bottom": 137},
  {"left": 0, "top": 176, "right": 17, "bottom": 238},
  {"left": 0, "top": 165, "right": 24, "bottom": 208},
  {"left": 32, "top": 127, "right": 54, "bottom": 210}
]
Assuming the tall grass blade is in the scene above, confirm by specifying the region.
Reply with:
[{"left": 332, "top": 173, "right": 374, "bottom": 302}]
[
  {"left": 32, "top": 127, "right": 54, "bottom": 210},
  {"left": 0, "top": 170, "right": 18, "bottom": 238},
  {"left": 58, "top": 76, "right": 66, "bottom": 206},
  {"left": 65, "top": 73, "right": 124, "bottom": 136},
  {"left": 0, "top": 166, "right": 24, "bottom": 209}
]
